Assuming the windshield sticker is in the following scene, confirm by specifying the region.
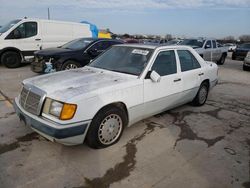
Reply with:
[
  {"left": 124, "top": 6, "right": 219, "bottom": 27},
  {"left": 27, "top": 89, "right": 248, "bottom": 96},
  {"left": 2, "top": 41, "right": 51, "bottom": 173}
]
[{"left": 132, "top": 49, "right": 149, "bottom": 55}]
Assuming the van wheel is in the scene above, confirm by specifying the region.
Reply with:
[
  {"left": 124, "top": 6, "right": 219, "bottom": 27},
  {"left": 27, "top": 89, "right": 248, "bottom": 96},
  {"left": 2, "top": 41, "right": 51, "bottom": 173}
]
[
  {"left": 217, "top": 54, "right": 226, "bottom": 65},
  {"left": 61, "top": 60, "right": 81, "bottom": 70},
  {"left": 192, "top": 82, "right": 209, "bottom": 106},
  {"left": 86, "top": 106, "right": 127, "bottom": 149},
  {"left": 1, "top": 51, "right": 21, "bottom": 68}
]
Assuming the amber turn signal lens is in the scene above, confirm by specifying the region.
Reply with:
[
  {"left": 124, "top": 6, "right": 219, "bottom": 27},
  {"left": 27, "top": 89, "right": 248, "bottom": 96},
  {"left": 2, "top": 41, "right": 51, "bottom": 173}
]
[{"left": 60, "top": 103, "right": 77, "bottom": 120}]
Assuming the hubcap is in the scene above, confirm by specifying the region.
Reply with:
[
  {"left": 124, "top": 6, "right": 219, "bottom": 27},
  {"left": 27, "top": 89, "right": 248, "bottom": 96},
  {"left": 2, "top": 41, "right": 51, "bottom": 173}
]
[
  {"left": 6, "top": 56, "right": 17, "bottom": 64},
  {"left": 98, "top": 114, "right": 122, "bottom": 145},
  {"left": 199, "top": 86, "right": 208, "bottom": 104},
  {"left": 65, "top": 63, "right": 78, "bottom": 70}
]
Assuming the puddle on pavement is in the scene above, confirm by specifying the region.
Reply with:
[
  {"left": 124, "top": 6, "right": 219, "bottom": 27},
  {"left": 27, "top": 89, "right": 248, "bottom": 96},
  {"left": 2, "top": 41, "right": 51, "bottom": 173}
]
[
  {"left": 0, "top": 132, "right": 40, "bottom": 155},
  {"left": 79, "top": 122, "right": 161, "bottom": 188}
]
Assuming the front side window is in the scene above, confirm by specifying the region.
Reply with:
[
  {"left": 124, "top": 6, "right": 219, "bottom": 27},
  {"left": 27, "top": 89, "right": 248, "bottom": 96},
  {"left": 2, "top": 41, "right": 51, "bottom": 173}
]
[
  {"left": 151, "top": 50, "right": 177, "bottom": 76},
  {"left": 6, "top": 22, "right": 37, "bottom": 39},
  {"left": 205, "top": 40, "right": 212, "bottom": 48},
  {"left": 89, "top": 46, "right": 153, "bottom": 76},
  {"left": 178, "top": 50, "right": 201, "bottom": 72}
]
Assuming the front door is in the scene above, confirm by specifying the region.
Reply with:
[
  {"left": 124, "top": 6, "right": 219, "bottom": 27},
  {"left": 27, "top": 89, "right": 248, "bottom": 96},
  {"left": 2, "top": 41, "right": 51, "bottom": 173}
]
[
  {"left": 143, "top": 50, "right": 183, "bottom": 117},
  {"left": 203, "top": 40, "right": 213, "bottom": 61},
  {"left": 8, "top": 21, "right": 41, "bottom": 57}
]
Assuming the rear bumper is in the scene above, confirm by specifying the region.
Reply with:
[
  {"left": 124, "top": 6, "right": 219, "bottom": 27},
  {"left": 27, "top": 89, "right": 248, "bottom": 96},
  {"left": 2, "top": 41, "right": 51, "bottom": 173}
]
[{"left": 13, "top": 98, "right": 90, "bottom": 145}]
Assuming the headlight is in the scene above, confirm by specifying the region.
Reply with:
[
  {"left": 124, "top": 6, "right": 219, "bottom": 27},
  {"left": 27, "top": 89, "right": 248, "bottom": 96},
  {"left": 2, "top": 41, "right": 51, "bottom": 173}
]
[
  {"left": 43, "top": 98, "right": 77, "bottom": 120},
  {"left": 50, "top": 100, "right": 63, "bottom": 117}
]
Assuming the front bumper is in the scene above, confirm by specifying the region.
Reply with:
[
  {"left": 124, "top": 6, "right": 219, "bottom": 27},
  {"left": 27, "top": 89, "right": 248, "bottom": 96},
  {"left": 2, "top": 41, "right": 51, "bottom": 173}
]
[{"left": 14, "top": 98, "right": 90, "bottom": 145}]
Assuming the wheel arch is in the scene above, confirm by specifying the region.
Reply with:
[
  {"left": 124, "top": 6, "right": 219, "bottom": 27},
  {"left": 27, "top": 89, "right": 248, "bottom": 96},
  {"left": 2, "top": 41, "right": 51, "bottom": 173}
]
[
  {"left": 201, "top": 79, "right": 210, "bottom": 90},
  {"left": 93, "top": 102, "right": 129, "bottom": 126},
  {"left": 0, "top": 47, "right": 23, "bottom": 60}
]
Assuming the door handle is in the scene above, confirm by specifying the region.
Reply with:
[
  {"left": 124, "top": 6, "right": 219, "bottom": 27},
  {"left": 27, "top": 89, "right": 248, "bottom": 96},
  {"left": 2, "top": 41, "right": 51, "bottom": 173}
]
[
  {"left": 199, "top": 73, "right": 204, "bottom": 76},
  {"left": 35, "top": 38, "right": 41, "bottom": 41},
  {"left": 173, "top": 78, "right": 181, "bottom": 82}
]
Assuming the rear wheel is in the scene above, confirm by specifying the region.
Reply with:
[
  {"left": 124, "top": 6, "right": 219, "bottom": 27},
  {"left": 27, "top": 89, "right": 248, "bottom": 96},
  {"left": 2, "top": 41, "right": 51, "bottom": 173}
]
[
  {"left": 86, "top": 106, "right": 127, "bottom": 149},
  {"left": 192, "top": 82, "right": 209, "bottom": 106},
  {"left": 217, "top": 54, "right": 226, "bottom": 65},
  {"left": 61, "top": 60, "right": 81, "bottom": 70},
  {"left": 1, "top": 51, "right": 21, "bottom": 68}
]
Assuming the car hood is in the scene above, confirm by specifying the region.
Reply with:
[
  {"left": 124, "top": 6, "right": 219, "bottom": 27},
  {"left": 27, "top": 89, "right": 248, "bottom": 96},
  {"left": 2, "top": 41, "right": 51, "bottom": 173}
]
[
  {"left": 23, "top": 66, "right": 136, "bottom": 102},
  {"left": 35, "top": 47, "right": 74, "bottom": 57}
]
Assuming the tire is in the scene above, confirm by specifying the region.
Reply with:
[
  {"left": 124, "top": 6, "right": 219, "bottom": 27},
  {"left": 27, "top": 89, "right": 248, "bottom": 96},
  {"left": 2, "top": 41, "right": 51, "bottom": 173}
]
[
  {"left": 1, "top": 51, "right": 21, "bottom": 68},
  {"left": 232, "top": 54, "right": 236, "bottom": 60},
  {"left": 60, "top": 60, "right": 81, "bottom": 70},
  {"left": 243, "top": 65, "right": 249, "bottom": 71},
  {"left": 86, "top": 105, "right": 127, "bottom": 149},
  {"left": 217, "top": 54, "right": 226, "bottom": 65},
  {"left": 192, "top": 82, "right": 209, "bottom": 106}
]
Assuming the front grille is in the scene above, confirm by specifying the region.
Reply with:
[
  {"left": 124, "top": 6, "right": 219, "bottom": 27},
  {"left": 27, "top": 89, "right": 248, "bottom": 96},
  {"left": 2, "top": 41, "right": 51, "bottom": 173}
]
[{"left": 20, "top": 86, "right": 44, "bottom": 115}]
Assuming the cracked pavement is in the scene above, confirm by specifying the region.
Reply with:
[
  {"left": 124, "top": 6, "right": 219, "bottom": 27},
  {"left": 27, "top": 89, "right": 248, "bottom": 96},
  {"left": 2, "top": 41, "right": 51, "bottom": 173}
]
[{"left": 0, "top": 55, "right": 250, "bottom": 188}]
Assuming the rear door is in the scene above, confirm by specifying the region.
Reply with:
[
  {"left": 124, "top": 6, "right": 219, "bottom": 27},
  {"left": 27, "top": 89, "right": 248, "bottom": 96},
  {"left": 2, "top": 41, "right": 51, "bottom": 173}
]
[
  {"left": 177, "top": 50, "right": 204, "bottom": 103},
  {"left": 143, "top": 50, "right": 183, "bottom": 117}
]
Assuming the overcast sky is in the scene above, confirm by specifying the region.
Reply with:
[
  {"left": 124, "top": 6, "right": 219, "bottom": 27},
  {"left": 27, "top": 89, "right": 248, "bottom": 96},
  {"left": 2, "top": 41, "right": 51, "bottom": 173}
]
[{"left": 0, "top": 0, "right": 250, "bottom": 38}]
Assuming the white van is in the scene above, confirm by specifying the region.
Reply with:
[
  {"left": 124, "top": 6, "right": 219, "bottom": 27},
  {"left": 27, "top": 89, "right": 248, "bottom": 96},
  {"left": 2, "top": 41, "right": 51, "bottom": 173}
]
[{"left": 0, "top": 18, "right": 93, "bottom": 68}]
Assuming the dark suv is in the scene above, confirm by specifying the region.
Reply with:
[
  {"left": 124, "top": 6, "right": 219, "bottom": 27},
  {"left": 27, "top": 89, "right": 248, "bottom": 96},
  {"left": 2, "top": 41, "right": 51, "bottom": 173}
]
[
  {"left": 31, "top": 38, "right": 123, "bottom": 73},
  {"left": 232, "top": 43, "right": 250, "bottom": 61}
]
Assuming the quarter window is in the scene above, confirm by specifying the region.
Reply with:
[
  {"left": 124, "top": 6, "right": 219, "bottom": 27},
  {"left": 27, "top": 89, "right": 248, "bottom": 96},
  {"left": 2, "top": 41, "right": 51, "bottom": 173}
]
[
  {"left": 151, "top": 50, "right": 177, "bottom": 76},
  {"left": 6, "top": 22, "right": 37, "bottom": 39},
  {"left": 177, "top": 50, "right": 201, "bottom": 72}
]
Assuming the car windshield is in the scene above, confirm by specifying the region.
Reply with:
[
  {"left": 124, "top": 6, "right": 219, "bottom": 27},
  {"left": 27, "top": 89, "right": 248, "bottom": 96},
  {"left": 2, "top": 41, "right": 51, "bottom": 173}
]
[
  {"left": 89, "top": 46, "right": 153, "bottom": 76},
  {"left": 166, "top": 40, "right": 179, "bottom": 45},
  {"left": 0, "top": 19, "right": 21, "bottom": 34},
  {"left": 61, "top": 38, "right": 94, "bottom": 50},
  {"left": 180, "top": 39, "right": 205, "bottom": 48}
]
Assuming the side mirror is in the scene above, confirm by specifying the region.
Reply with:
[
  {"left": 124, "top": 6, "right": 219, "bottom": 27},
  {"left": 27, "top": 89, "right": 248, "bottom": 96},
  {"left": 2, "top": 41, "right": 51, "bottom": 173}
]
[
  {"left": 205, "top": 44, "right": 211, "bottom": 49},
  {"left": 150, "top": 70, "right": 161, "bottom": 82}
]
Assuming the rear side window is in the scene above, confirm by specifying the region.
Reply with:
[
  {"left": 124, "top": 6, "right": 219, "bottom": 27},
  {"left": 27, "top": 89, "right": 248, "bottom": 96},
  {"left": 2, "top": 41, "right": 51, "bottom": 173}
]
[
  {"left": 212, "top": 40, "right": 217, "bottom": 48},
  {"left": 177, "top": 50, "right": 201, "bottom": 72},
  {"left": 6, "top": 22, "right": 37, "bottom": 39},
  {"left": 91, "top": 41, "right": 112, "bottom": 51},
  {"left": 151, "top": 50, "right": 177, "bottom": 76}
]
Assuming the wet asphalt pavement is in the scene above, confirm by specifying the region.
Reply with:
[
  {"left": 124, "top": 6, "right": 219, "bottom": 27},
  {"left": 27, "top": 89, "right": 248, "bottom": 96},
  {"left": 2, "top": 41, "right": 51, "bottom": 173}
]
[{"left": 0, "top": 55, "right": 250, "bottom": 188}]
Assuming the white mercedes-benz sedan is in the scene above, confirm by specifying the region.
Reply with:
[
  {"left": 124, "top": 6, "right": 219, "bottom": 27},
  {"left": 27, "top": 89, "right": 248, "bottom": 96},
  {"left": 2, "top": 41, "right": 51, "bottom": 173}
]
[{"left": 14, "top": 44, "right": 218, "bottom": 148}]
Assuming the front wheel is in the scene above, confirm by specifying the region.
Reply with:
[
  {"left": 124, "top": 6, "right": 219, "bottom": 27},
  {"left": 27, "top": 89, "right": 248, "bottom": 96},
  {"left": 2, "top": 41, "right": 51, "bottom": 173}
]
[
  {"left": 86, "top": 106, "right": 127, "bottom": 149},
  {"left": 192, "top": 82, "right": 209, "bottom": 106},
  {"left": 1, "top": 51, "right": 21, "bottom": 68},
  {"left": 61, "top": 60, "right": 81, "bottom": 70}
]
